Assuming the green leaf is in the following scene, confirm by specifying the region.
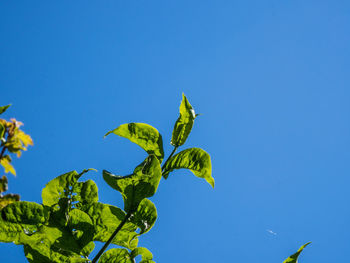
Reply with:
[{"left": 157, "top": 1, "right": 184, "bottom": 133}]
[
  {"left": 2, "top": 201, "right": 47, "bottom": 225},
  {"left": 85, "top": 202, "right": 138, "bottom": 249},
  {"left": 0, "top": 104, "right": 10, "bottom": 115},
  {"left": 162, "top": 147, "right": 214, "bottom": 188},
  {"left": 99, "top": 248, "right": 133, "bottom": 263},
  {"left": 67, "top": 209, "right": 95, "bottom": 257},
  {"left": 283, "top": 242, "right": 311, "bottom": 263},
  {"left": 131, "top": 199, "right": 157, "bottom": 235},
  {"left": 0, "top": 194, "right": 20, "bottom": 209},
  {"left": 0, "top": 170, "right": 106, "bottom": 262},
  {"left": 171, "top": 93, "right": 196, "bottom": 147},
  {"left": 131, "top": 247, "right": 153, "bottom": 262},
  {"left": 0, "top": 122, "right": 5, "bottom": 140},
  {"left": 24, "top": 242, "right": 89, "bottom": 263},
  {"left": 103, "top": 155, "right": 162, "bottom": 212},
  {"left": 105, "top": 123, "right": 164, "bottom": 161},
  {"left": 0, "top": 155, "right": 16, "bottom": 176},
  {"left": 42, "top": 169, "right": 97, "bottom": 209}
]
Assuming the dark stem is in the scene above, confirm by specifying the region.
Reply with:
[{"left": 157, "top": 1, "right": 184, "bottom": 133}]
[
  {"left": 161, "top": 146, "right": 178, "bottom": 171},
  {"left": 0, "top": 128, "right": 9, "bottom": 160},
  {"left": 0, "top": 146, "right": 6, "bottom": 160},
  {"left": 91, "top": 211, "right": 133, "bottom": 263}
]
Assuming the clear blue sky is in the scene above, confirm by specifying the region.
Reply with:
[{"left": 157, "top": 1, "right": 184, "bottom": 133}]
[{"left": 1, "top": 1, "right": 350, "bottom": 262}]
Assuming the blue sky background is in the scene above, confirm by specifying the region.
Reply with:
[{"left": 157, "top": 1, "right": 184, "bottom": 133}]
[{"left": 1, "top": 1, "right": 350, "bottom": 262}]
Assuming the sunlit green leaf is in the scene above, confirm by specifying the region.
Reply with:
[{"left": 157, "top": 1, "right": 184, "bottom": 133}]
[
  {"left": 24, "top": 242, "right": 89, "bottom": 263},
  {"left": 131, "top": 247, "right": 154, "bottom": 262},
  {"left": 42, "top": 169, "right": 97, "bottom": 209},
  {"left": 105, "top": 123, "right": 164, "bottom": 161},
  {"left": 99, "top": 248, "right": 133, "bottom": 263},
  {"left": 131, "top": 199, "right": 157, "bottom": 235},
  {"left": 85, "top": 202, "right": 138, "bottom": 249},
  {"left": 171, "top": 93, "right": 196, "bottom": 147},
  {"left": 0, "top": 105, "right": 10, "bottom": 115},
  {"left": 103, "top": 155, "right": 162, "bottom": 212},
  {"left": 2, "top": 201, "right": 47, "bottom": 225},
  {"left": 162, "top": 147, "right": 214, "bottom": 187},
  {"left": 283, "top": 242, "right": 311, "bottom": 263}
]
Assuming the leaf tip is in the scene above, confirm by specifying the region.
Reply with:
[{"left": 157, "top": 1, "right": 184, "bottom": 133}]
[
  {"left": 207, "top": 177, "right": 215, "bottom": 188},
  {"left": 103, "top": 131, "right": 112, "bottom": 138}
]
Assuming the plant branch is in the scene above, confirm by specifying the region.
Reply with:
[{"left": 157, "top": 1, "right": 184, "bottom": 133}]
[
  {"left": 0, "top": 146, "right": 6, "bottom": 160},
  {"left": 161, "top": 146, "right": 178, "bottom": 171},
  {"left": 91, "top": 211, "right": 133, "bottom": 263},
  {"left": 0, "top": 128, "right": 9, "bottom": 160}
]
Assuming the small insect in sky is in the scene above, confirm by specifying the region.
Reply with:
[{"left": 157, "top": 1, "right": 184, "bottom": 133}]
[{"left": 266, "top": 229, "right": 277, "bottom": 236}]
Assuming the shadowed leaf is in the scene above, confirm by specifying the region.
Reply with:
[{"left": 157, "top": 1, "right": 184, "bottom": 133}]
[
  {"left": 131, "top": 199, "right": 157, "bottom": 235},
  {"left": 103, "top": 155, "right": 162, "bottom": 212},
  {"left": 0, "top": 105, "right": 10, "bottom": 115}
]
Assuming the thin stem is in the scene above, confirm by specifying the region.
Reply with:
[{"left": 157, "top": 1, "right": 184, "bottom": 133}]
[
  {"left": 161, "top": 146, "right": 178, "bottom": 171},
  {"left": 91, "top": 211, "right": 133, "bottom": 263},
  {"left": 0, "top": 146, "right": 6, "bottom": 160},
  {"left": 0, "top": 127, "right": 9, "bottom": 160}
]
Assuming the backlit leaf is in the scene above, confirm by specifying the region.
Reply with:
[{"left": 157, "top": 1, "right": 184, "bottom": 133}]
[
  {"left": 105, "top": 123, "right": 164, "bottom": 161},
  {"left": 131, "top": 199, "right": 157, "bottom": 235},
  {"left": 16, "top": 130, "right": 33, "bottom": 147},
  {"left": 0, "top": 105, "right": 10, "bottom": 115},
  {"left": 103, "top": 155, "right": 162, "bottom": 212},
  {"left": 99, "top": 248, "right": 133, "bottom": 263},
  {"left": 2, "top": 201, "right": 47, "bottom": 225},
  {"left": 85, "top": 202, "right": 138, "bottom": 249},
  {"left": 42, "top": 169, "right": 96, "bottom": 208},
  {"left": 171, "top": 93, "right": 196, "bottom": 147},
  {"left": 283, "top": 242, "right": 311, "bottom": 263},
  {"left": 162, "top": 147, "right": 214, "bottom": 187},
  {"left": 131, "top": 247, "right": 153, "bottom": 262},
  {"left": 0, "top": 155, "right": 16, "bottom": 176}
]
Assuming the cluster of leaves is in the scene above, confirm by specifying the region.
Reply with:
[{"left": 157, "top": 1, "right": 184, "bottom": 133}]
[
  {"left": 0, "top": 94, "right": 214, "bottom": 262},
  {"left": 0, "top": 96, "right": 310, "bottom": 262},
  {"left": 0, "top": 104, "right": 33, "bottom": 209},
  {"left": 0, "top": 169, "right": 157, "bottom": 262}
]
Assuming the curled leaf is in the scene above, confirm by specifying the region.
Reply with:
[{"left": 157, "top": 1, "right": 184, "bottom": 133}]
[
  {"left": 283, "top": 242, "right": 311, "bottom": 263},
  {"left": 131, "top": 247, "right": 153, "bottom": 262},
  {"left": 171, "top": 93, "right": 196, "bottom": 147},
  {"left": 131, "top": 198, "right": 157, "bottom": 235},
  {"left": 103, "top": 155, "right": 162, "bottom": 212},
  {"left": 0, "top": 105, "right": 10, "bottom": 115},
  {"left": 162, "top": 147, "right": 214, "bottom": 187},
  {"left": 105, "top": 123, "right": 164, "bottom": 161}
]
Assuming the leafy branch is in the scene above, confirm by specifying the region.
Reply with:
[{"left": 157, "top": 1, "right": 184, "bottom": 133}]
[
  {"left": 0, "top": 104, "right": 33, "bottom": 209},
  {"left": 0, "top": 95, "right": 311, "bottom": 262}
]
